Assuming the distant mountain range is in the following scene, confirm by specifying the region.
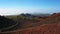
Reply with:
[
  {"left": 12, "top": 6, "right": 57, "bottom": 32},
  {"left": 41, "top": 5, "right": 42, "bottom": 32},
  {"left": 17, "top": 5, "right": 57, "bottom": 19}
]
[{"left": 20, "top": 13, "right": 51, "bottom": 18}]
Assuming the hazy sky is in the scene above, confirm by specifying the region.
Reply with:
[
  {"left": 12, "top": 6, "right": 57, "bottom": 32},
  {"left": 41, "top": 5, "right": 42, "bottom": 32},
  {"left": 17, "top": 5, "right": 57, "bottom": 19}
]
[{"left": 0, "top": 0, "right": 60, "bottom": 15}]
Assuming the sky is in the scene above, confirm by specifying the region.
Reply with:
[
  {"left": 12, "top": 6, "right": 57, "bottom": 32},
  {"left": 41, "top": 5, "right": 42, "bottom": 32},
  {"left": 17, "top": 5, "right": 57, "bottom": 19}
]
[{"left": 0, "top": 0, "right": 60, "bottom": 16}]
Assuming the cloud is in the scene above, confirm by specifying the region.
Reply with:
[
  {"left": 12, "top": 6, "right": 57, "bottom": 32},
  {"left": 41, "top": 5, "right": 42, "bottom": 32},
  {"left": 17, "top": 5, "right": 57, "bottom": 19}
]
[
  {"left": 0, "top": 8, "right": 32, "bottom": 16},
  {"left": 0, "top": 8, "right": 60, "bottom": 16}
]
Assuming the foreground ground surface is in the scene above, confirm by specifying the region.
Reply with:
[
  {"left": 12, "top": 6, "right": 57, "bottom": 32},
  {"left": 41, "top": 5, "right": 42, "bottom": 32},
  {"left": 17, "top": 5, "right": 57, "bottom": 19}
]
[{"left": 0, "top": 23, "right": 60, "bottom": 34}]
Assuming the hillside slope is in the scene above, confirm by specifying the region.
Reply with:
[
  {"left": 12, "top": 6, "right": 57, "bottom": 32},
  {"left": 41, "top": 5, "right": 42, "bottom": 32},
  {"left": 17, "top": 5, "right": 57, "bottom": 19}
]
[
  {"left": 3, "top": 13, "right": 60, "bottom": 30},
  {"left": 1, "top": 13, "right": 60, "bottom": 34}
]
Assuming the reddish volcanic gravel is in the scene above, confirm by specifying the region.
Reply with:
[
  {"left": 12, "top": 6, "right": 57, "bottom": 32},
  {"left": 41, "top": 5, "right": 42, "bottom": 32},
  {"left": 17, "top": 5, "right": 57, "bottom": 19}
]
[
  {"left": 39, "top": 23, "right": 60, "bottom": 34},
  {"left": 0, "top": 23, "right": 60, "bottom": 34}
]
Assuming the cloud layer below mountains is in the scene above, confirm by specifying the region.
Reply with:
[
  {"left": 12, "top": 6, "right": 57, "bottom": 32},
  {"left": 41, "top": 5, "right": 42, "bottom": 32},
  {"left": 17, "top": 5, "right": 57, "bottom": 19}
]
[{"left": 0, "top": 8, "right": 60, "bottom": 16}]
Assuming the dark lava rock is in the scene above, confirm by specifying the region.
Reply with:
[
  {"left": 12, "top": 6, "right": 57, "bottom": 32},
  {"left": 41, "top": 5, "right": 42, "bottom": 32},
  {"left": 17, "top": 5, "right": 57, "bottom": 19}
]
[{"left": 0, "top": 16, "right": 18, "bottom": 31}]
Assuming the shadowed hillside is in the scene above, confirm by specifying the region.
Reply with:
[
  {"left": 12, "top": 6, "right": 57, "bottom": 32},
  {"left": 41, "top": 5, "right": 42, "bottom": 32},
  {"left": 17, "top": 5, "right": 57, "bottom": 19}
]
[{"left": 0, "top": 16, "right": 18, "bottom": 31}]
